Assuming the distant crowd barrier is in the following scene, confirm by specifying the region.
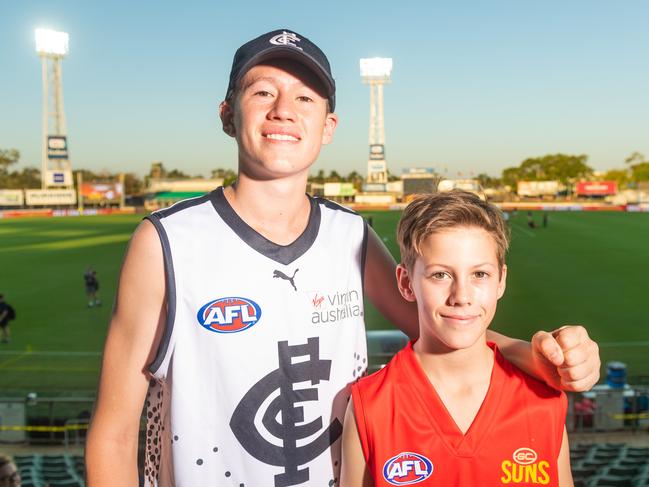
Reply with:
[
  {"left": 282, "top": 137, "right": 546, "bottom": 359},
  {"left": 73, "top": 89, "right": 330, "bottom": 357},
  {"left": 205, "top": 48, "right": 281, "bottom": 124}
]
[
  {"left": 2, "top": 202, "right": 649, "bottom": 218},
  {"left": 0, "top": 424, "right": 88, "bottom": 432},
  {"left": 0, "top": 207, "right": 136, "bottom": 219},
  {"left": 348, "top": 202, "right": 649, "bottom": 212},
  {"left": 498, "top": 202, "right": 649, "bottom": 212}
]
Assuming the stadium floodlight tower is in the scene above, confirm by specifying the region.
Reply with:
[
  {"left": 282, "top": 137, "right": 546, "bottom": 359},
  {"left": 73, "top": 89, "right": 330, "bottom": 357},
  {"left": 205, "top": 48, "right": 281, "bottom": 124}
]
[
  {"left": 360, "top": 57, "right": 392, "bottom": 186},
  {"left": 35, "top": 28, "right": 73, "bottom": 190}
]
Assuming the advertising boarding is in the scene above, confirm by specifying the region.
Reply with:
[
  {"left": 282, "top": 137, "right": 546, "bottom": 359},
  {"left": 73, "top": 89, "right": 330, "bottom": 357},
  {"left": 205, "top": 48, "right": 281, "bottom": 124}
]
[
  {"left": 81, "top": 182, "right": 123, "bottom": 204},
  {"left": 25, "top": 189, "right": 76, "bottom": 206},
  {"left": 575, "top": 181, "right": 617, "bottom": 196},
  {"left": 517, "top": 181, "right": 560, "bottom": 197},
  {"left": 0, "top": 190, "right": 24, "bottom": 207}
]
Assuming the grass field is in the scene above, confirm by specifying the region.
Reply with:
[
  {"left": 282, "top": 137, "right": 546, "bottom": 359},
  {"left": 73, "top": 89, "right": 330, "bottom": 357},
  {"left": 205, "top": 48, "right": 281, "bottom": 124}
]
[{"left": 0, "top": 210, "right": 647, "bottom": 396}]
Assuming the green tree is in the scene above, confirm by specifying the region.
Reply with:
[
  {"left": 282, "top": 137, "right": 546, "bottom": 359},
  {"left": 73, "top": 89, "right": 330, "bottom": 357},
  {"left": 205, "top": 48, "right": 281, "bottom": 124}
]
[
  {"left": 148, "top": 162, "right": 166, "bottom": 180},
  {"left": 0, "top": 148, "right": 20, "bottom": 173},
  {"left": 17, "top": 167, "right": 41, "bottom": 188},
  {"left": 74, "top": 169, "right": 102, "bottom": 182},
  {"left": 602, "top": 169, "right": 630, "bottom": 187},
  {"left": 505, "top": 154, "right": 593, "bottom": 186},
  {"left": 625, "top": 151, "right": 645, "bottom": 166},
  {"left": 631, "top": 163, "right": 649, "bottom": 182},
  {"left": 501, "top": 167, "right": 521, "bottom": 189},
  {"left": 346, "top": 170, "right": 364, "bottom": 191},
  {"left": 211, "top": 168, "right": 237, "bottom": 186},
  {"left": 476, "top": 173, "right": 501, "bottom": 189},
  {"left": 0, "top": 167, "right": 41, "bottom": 189},
  {"left": 327, "top": 170, "right": 342, "bottom": 182},
  {"left": 308, "top": 169, "right": 326, "bottom": 184},
  {"left": 622, "top": 152, "right": 649, "bottom": 183},
  {"left": 166, "top": 169, "right": 191, "bottom": 179},
  {"left": 124, "top": 173, "right": 144, "bottom": 195}
]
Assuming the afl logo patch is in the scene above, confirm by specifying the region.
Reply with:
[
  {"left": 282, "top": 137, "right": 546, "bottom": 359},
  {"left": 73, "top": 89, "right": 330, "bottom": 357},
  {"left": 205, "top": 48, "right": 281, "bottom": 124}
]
[
  {"left": 383, "top": 452, "right": 433, "bottom": 485},
  {"left": 197, "top": 297, "right": 261, "bottom": 333}
]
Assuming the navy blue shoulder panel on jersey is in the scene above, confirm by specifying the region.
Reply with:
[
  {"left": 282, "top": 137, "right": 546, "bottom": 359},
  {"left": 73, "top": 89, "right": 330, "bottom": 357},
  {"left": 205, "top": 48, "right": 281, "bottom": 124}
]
[
  {"left": 152, "top": 192, "right": 215, "bottom": 219},
  {"left": 313, "top": 196, "right": 359, "bottom": 216},
  {"left": 143, "top": 213, "right": 177, "bottom": 374},
  {"left": 144, "top": 190, "right": 223, "bottom": 373},
  {"left": 361, "top": 220, "right": 369, "bottom": 294}
]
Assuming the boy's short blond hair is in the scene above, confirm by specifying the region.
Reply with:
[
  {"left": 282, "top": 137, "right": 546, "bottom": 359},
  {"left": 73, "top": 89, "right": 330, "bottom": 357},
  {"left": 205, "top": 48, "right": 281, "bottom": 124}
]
[{"left": 397, "top": 190, "right": 510, "bottom": 271}]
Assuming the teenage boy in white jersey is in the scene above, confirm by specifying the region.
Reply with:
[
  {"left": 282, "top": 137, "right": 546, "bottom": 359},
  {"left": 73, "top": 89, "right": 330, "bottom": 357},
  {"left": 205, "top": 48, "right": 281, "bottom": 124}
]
[{"left": 85, "top": 29, "right": 600, "bottom": 486}]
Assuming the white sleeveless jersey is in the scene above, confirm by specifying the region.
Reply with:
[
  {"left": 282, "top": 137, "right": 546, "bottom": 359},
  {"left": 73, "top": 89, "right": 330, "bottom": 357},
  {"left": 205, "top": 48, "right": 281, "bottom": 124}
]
[{"left": 143, "top": 187, "right": 368, "bottom": 487}]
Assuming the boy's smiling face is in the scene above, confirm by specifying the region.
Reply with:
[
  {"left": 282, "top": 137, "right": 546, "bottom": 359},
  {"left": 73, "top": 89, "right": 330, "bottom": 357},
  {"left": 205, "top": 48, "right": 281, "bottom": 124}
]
[
  {"left": 397, "top": 225, "right": 507, "bottom": 353},
  {"left": 220, "top": 58, "right": 337, "bottom": 181}
]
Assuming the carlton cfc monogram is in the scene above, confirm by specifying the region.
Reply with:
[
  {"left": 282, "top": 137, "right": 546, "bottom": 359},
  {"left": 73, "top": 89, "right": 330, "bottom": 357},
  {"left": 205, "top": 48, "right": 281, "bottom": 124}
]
[
  {"left": 230, "top": 337, "right": 342, "bottom": 486},
  {"left": 269, "top": 31, "right": 302, "bottom": 50}
]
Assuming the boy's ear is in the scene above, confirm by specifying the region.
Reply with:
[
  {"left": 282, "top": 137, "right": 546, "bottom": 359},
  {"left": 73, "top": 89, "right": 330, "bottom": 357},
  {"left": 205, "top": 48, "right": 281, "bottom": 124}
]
[
  {"left": 321, "top": 112, "right": 338, "bottom": 146},
  {"left": 497, "top": 264, "right": 507, "bottom": 299},
  {"left": 219, "top": 100, "right": 236, "bottom": 137},
  {"left": 396, "top": 264, "right": 416, "bottom": 302}
]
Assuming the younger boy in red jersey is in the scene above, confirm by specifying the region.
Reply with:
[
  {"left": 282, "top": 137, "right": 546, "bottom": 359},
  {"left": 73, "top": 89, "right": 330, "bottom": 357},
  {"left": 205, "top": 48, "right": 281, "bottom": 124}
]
[{"left": 341, "top": 190, "right": 573, "bottom": 486}]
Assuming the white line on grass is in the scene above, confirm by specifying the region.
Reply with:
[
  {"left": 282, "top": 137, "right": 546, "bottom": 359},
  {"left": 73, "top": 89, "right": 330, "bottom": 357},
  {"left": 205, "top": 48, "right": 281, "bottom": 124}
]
[
  {"left": 0, "top": 351, "right": 101, "bottom": 357},
  {"left": 0, "top": 351, "right": 32, "bottom": 369},
  {"left": 599, "top": 341, "right": 649, "bottom": 348},
  {"left": 511, "top": 225, "right": 536, "bottom": 238}
]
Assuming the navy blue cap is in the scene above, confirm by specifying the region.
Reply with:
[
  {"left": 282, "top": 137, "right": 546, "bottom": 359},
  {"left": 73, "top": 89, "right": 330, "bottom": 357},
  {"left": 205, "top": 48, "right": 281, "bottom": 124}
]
[{"left": 226, "top": 29, "right": 336, "bottom": 111}]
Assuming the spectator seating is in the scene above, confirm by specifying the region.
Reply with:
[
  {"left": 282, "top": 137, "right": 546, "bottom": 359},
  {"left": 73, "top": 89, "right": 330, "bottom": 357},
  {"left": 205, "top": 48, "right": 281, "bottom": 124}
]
[
  {"left": 12, "top": 454, "right": 84, "bottom": 487},
  {"left": 9, "top": 444, "right": 649, "bottom": 486},
  {"left": 571, "top": 444, "right": 649, "bottom": 486}
]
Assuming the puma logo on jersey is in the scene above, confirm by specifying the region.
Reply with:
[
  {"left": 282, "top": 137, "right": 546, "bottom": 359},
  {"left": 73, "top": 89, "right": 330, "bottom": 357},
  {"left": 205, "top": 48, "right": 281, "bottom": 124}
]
[{"left": 273, "top": 269, "right": 299, "bottom": 291}]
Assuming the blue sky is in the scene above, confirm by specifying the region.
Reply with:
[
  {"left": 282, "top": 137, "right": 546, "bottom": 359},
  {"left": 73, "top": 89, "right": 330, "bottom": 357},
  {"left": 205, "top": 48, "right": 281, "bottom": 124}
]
[{"left": 1, "top": 0, "right": 647, "bottom": 178}]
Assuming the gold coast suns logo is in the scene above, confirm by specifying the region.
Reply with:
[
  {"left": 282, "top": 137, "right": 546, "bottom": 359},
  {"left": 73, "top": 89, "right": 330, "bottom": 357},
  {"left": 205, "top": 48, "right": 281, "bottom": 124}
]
[{"left": 500, "top": 448, "right": 551, "bottom": 485}]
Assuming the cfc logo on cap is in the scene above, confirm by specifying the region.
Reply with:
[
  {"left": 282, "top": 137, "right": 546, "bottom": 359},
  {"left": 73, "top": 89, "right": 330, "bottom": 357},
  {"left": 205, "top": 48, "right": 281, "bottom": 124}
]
[
  {"left": 382, "top": 452, "right": 433, "bottom": 485},
  {"left": 501, "top": 447, "right": 551, "bottom": 485},
  {"left": 269, "top": 31, "right": 303, "bottom": 50},
  {"left": 197, "top": 297, "right": 261, "bottom": 333}
]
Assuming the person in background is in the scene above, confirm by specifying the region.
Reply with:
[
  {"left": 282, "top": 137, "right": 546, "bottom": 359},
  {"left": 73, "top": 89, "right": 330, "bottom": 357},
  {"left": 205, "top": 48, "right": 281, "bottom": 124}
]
[
  {"left": 0, "top": 295, "right": 16, "bottom": 344},
  {"left": 84, "top": 267, "right": 101, "bottom": 307},
  {"left": 0, "top": 456, "right": 21, "bottom": 487},
  {"left": 527, "top": 211, "right": 536, "bottom": 229}
]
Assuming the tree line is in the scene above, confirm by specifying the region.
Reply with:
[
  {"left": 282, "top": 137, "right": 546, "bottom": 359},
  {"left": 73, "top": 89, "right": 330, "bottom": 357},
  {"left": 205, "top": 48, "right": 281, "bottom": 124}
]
[
  {"left": 486, "top": 152, "right": 649, "bottom": 189},
  {"left": 2, "top": 148, "right": 648, "bottom": 194}
]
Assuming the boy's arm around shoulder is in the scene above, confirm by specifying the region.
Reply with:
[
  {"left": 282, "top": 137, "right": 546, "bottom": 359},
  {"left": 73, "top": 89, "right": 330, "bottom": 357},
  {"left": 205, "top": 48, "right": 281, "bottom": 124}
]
[
  {"left": 489, "top": 326, "right": 600, "bottom": 392},
  {"left": 340, "top": 398, "right": 373, "bottom": 487},
  {"left": 85, "top": 220, "right": 167, "bottom": 486},
  {"left": 363, "top": 227, "right": 419, "bottom": 339}
]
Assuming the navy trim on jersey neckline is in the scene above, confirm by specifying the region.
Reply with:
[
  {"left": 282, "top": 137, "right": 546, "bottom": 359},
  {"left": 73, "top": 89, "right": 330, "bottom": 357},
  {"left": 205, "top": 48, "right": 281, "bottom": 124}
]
[
  {"left": 361, "top": 221, "right": 369, "bottom": 295},
  {"left": 210, "top": 186, "right": 320, "bottom": 266}
]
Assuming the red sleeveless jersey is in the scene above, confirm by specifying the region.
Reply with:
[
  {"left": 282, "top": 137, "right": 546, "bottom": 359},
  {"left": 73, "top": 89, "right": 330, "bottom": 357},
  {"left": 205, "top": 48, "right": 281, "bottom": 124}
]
[{"left": 351, "top": 341, "right": 567, "bottom": 486}]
